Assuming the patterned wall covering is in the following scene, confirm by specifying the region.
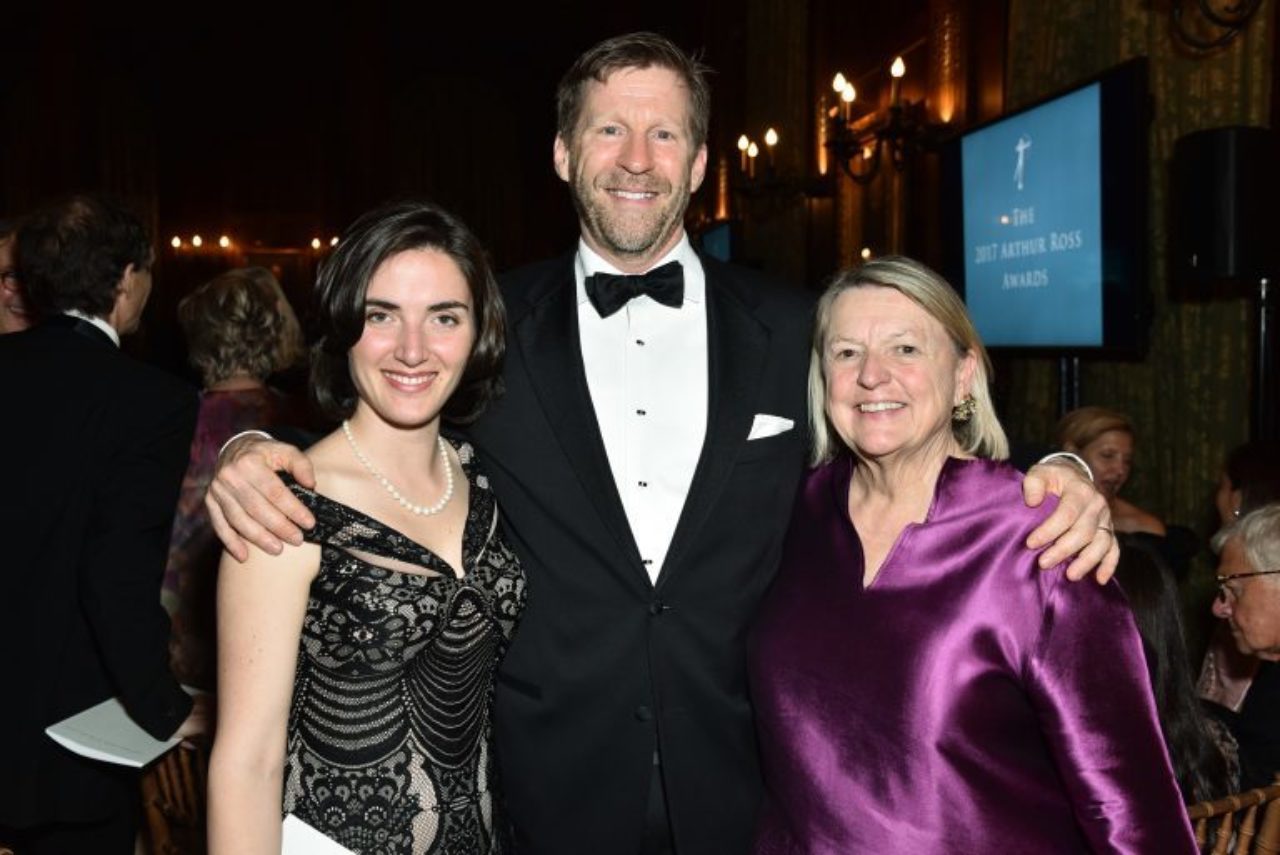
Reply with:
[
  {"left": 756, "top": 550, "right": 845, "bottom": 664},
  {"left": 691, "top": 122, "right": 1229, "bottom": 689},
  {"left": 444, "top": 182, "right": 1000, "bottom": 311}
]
[{"left": 998, "top": 1, "right": 1271, "bottom": 552}]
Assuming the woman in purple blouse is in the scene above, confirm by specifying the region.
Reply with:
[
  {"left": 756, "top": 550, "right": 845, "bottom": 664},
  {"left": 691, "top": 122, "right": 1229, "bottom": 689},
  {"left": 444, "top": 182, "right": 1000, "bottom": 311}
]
[{"left": 749, "top": 257, "right": 1196, "bottom": 854}]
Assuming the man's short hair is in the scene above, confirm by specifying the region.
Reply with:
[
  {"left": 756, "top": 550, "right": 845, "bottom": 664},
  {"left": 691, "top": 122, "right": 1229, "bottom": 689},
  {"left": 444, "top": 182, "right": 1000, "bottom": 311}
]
[
  {"left": 556, "top": 31, "right": 712, "bottom": 150},
  {"left": 17, "top": 195, "right": 153, "bottom": 317}
]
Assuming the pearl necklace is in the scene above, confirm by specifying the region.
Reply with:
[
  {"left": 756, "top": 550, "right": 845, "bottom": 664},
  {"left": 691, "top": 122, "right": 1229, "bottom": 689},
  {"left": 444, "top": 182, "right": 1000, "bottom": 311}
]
[{"left": 341, "top": 420, "right": 455, "bottom": 516}]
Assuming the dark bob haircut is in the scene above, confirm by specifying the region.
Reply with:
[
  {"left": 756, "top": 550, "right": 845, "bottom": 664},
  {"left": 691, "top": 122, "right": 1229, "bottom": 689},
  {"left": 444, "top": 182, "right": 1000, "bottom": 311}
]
[
  {"left": 1115, "top": 538, "right": 1233, "bottom": 803},
  {"left": 310, "top": 199, "right": 505, "bottom": 425},
  {"left": 556, "top": 31, "right": 712, "bottom": 150},
  {"left": 1225, "top": 440, "right": 1280, "bottom": 517},
  {"left": 17, "top": 194, "right": 153, "bottom": 317}
]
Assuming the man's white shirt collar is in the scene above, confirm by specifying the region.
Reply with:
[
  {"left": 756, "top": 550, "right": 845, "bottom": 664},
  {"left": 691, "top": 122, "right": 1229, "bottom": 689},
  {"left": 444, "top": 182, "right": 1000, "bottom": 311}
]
[{"left": 63, "top": 309, "right": 121, "bottom": 347}]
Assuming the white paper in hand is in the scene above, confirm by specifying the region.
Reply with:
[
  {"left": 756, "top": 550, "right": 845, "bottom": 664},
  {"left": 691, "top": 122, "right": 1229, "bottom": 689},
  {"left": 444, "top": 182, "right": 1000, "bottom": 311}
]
[
  {"left": 282, "top": 814, "right": 355, "bottom": 854},
  {"left": 45, "top": 696, "right": 180, "bottom": 768}
]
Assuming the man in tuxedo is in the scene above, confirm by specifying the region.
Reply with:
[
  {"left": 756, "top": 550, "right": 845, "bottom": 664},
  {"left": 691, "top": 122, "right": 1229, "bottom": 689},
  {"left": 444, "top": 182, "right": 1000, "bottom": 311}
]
[
  {"left": 0, "top": 196, "right": 209, "bottom": 853},
  {"left": 206, "top": 33, "right": 1115, "bottom": 855}
]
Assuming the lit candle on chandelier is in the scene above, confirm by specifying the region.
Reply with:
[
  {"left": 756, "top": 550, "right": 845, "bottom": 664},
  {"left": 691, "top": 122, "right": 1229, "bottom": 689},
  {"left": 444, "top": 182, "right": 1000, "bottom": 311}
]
[
  {"left": 764, "top": 127, "right": 778, "bottom": 169},
  {"left": 746, "top": 141, "right": 759, "bottom": 179},
  {"left": 737, "top": 134, "right": 750, "bottom": 172},
  {"left": 841, "top": 82, "right": 856, "bottom": 122},
  {"left": 890, "top": 56, "right": 905, "bottom": 106}
]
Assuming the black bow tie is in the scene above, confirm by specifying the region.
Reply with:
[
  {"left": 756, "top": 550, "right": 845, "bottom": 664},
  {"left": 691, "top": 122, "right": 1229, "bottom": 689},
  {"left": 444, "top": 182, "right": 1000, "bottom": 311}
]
[{"left": 585, "top": 261, "right": 684, "bottom": 318}]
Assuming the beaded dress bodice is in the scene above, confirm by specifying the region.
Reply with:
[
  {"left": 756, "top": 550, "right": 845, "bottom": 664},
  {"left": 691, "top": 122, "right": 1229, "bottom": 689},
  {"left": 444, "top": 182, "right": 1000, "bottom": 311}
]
[{"left": 281, "top": 441, "right": 525, "bottom": 854}]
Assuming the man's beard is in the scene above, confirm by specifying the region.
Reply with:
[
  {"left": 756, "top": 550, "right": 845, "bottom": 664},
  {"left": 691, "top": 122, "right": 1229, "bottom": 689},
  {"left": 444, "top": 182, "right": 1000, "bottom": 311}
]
[{"left": 571, "top": 169, "right": 690, "bottom": 260}]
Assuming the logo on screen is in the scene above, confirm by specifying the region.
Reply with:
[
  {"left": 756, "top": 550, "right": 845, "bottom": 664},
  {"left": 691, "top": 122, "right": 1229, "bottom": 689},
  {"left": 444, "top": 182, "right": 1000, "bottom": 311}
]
[{"left": 1014, "top": 134, "right": 1032, "bottom": 191}]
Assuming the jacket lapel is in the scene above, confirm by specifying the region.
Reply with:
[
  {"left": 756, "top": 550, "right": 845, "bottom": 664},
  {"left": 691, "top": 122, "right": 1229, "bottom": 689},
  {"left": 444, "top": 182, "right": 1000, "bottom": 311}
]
[
  {"left": 659, "top": 260, "right": 769, "bottom": 586},
  {"left": 513, "top": 261, "right": 647, "bottom": 578}
]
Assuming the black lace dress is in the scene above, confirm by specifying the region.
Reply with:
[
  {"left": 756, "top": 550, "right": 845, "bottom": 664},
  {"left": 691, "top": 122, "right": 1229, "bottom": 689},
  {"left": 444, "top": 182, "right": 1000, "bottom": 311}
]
[{"left": 280, "top": 440, "right": 525, "bottom": 854}]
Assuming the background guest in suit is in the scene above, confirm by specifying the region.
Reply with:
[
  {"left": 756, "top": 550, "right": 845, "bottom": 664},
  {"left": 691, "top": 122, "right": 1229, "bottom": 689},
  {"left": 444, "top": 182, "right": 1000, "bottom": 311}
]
[
  {"left": 0, "top": 195, "right": 210, "bottom": 854},
  {"left": 749, "top": 257, "right": 1194, "bottom": 853},
  {"left": 205, "top": 33, "right": 1117, "bottom": 855},
  {"left": 0, "top": 218, "right": 33, "bottom": 333},
  {"left": 1210, "top": 503, "right": 1280, "bottom": 790},
  {"left": 163, "top": 268, "right": 306, "bottom": 691}
]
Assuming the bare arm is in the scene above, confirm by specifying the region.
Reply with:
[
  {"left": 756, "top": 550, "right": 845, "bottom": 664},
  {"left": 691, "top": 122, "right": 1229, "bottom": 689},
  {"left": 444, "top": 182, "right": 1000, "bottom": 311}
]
[
  {"left": 206, "top": 541, "right": 318, "bottom": 855},
  {"left": 1022, "top": 458, "right": 1119, "bottom": 583},
  {"left": 205, "top": 433, "right": 316, "bottom": 562}
]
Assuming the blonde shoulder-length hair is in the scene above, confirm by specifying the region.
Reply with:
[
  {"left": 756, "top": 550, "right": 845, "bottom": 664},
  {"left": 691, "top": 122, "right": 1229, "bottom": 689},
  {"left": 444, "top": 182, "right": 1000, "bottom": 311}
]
[{"left": 807, "top": 256, "right": 1009, "bottom": 466}]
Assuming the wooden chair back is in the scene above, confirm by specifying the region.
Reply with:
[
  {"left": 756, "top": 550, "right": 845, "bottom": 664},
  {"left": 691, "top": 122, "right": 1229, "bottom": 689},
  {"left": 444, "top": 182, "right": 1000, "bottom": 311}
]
[
  {"left": 140, "top": 744, "right": 209, "bottom": 855},
  {"left": 1188, "top": 779, "right": 1280, "bottom": 854}
]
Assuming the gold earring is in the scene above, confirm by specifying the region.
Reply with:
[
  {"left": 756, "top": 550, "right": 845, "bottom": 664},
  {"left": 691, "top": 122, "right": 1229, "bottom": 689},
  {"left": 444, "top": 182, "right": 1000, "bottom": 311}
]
[{"left": 952, "top": 396, "right": 976, "bottom": 423}]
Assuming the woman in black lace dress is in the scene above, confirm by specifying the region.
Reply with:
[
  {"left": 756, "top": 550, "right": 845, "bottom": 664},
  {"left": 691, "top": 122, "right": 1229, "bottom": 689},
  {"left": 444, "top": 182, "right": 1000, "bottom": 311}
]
[{"left": 208, "top": 201, "right": 524, "bottom": 854}]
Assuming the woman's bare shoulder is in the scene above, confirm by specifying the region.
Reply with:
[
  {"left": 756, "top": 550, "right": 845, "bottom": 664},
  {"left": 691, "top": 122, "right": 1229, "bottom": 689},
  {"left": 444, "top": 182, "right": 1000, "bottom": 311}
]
[{"left": 1112, "top": 497, "right": 1167, "bottom": 536}]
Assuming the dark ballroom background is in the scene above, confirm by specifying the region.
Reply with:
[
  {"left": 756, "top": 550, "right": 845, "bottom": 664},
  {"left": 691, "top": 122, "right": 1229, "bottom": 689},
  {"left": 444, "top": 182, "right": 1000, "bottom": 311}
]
[{"left": 4, "top": 1, "right": 1276, "bottom": 605}]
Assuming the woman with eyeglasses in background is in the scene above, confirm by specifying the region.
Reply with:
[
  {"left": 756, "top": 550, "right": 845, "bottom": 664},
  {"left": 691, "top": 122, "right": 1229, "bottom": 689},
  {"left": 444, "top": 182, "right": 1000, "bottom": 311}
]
[
  {"left": 1198, "top": 444, "right": 1280, "bottom": 782},
  {"left": 1206, "top": 503, "right": 1280, "bottom": 790}
]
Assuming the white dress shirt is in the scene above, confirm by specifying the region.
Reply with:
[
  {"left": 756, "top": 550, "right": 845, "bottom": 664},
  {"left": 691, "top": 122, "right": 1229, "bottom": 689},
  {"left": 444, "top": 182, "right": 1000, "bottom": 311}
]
[
  {"left": 575, "top": 235, "right": 708, "bottom": 584},
  {"left": 63, "top": 309, "right": 121, "bottom": 347}
]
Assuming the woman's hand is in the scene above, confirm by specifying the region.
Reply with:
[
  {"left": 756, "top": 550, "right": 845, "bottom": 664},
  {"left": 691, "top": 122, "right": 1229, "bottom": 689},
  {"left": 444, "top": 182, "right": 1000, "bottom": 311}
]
[
  {"left": 205, "top": 435, "right": 315, "bottom": 561},
  {"left": 1023, "top": 459, "right": 1119, "bottom": 583}
]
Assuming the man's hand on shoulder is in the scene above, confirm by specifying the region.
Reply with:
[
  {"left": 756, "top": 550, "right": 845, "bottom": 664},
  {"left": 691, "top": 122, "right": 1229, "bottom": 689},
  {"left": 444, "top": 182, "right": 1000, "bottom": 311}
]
[
  {"left": 1022, "top": 456, "right": 1119, "bottom": 584},
  {"left": 205, "top": 434, "right": 315, "bottom": 562}
]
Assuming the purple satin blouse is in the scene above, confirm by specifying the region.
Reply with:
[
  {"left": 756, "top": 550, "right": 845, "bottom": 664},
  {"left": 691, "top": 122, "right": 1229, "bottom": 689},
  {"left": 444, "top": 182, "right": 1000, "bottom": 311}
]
[{"left": 749, "top": 456, "right": 1196, "bottom": 854}]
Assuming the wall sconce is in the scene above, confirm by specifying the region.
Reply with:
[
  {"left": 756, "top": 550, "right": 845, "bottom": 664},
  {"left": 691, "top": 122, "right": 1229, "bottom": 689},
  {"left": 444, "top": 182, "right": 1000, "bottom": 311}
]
[
  {"left": 165, "top": 231, "right": 325, "bottom": 254},
  {"left": 728, "top": 124, "right": 826, "bottom": 211},
  {"left": 825, "top": 55, "right": 945, "bottom": 186},
  {"left": 1171, "top": 0, "right": 1264, "bottom": 51},
  {"left": 168, "top": 233, "right": 241, "bottom": 253}
]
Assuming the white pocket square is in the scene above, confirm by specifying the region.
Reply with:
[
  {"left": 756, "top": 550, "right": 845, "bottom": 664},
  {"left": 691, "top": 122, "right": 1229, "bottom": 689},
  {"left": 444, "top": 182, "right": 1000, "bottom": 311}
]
[{"left": 748, "top": 414, "right": 794, "bottom": 441}]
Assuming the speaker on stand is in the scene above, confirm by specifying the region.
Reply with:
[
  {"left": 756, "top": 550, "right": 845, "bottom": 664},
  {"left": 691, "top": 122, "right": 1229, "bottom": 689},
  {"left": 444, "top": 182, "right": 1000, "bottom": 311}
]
[{"left": 1172, "top": 126, "right": 1280, "bottom": 441}]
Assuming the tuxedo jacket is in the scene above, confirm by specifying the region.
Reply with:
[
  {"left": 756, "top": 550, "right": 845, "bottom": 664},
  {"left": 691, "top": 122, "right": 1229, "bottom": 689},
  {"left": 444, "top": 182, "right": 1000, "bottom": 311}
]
[
  {"left": 0, "top": 317, "right": 196, "bottom": 827},
  {"left": 470, "top": 253, "right": 814, "bottom": 855}
]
